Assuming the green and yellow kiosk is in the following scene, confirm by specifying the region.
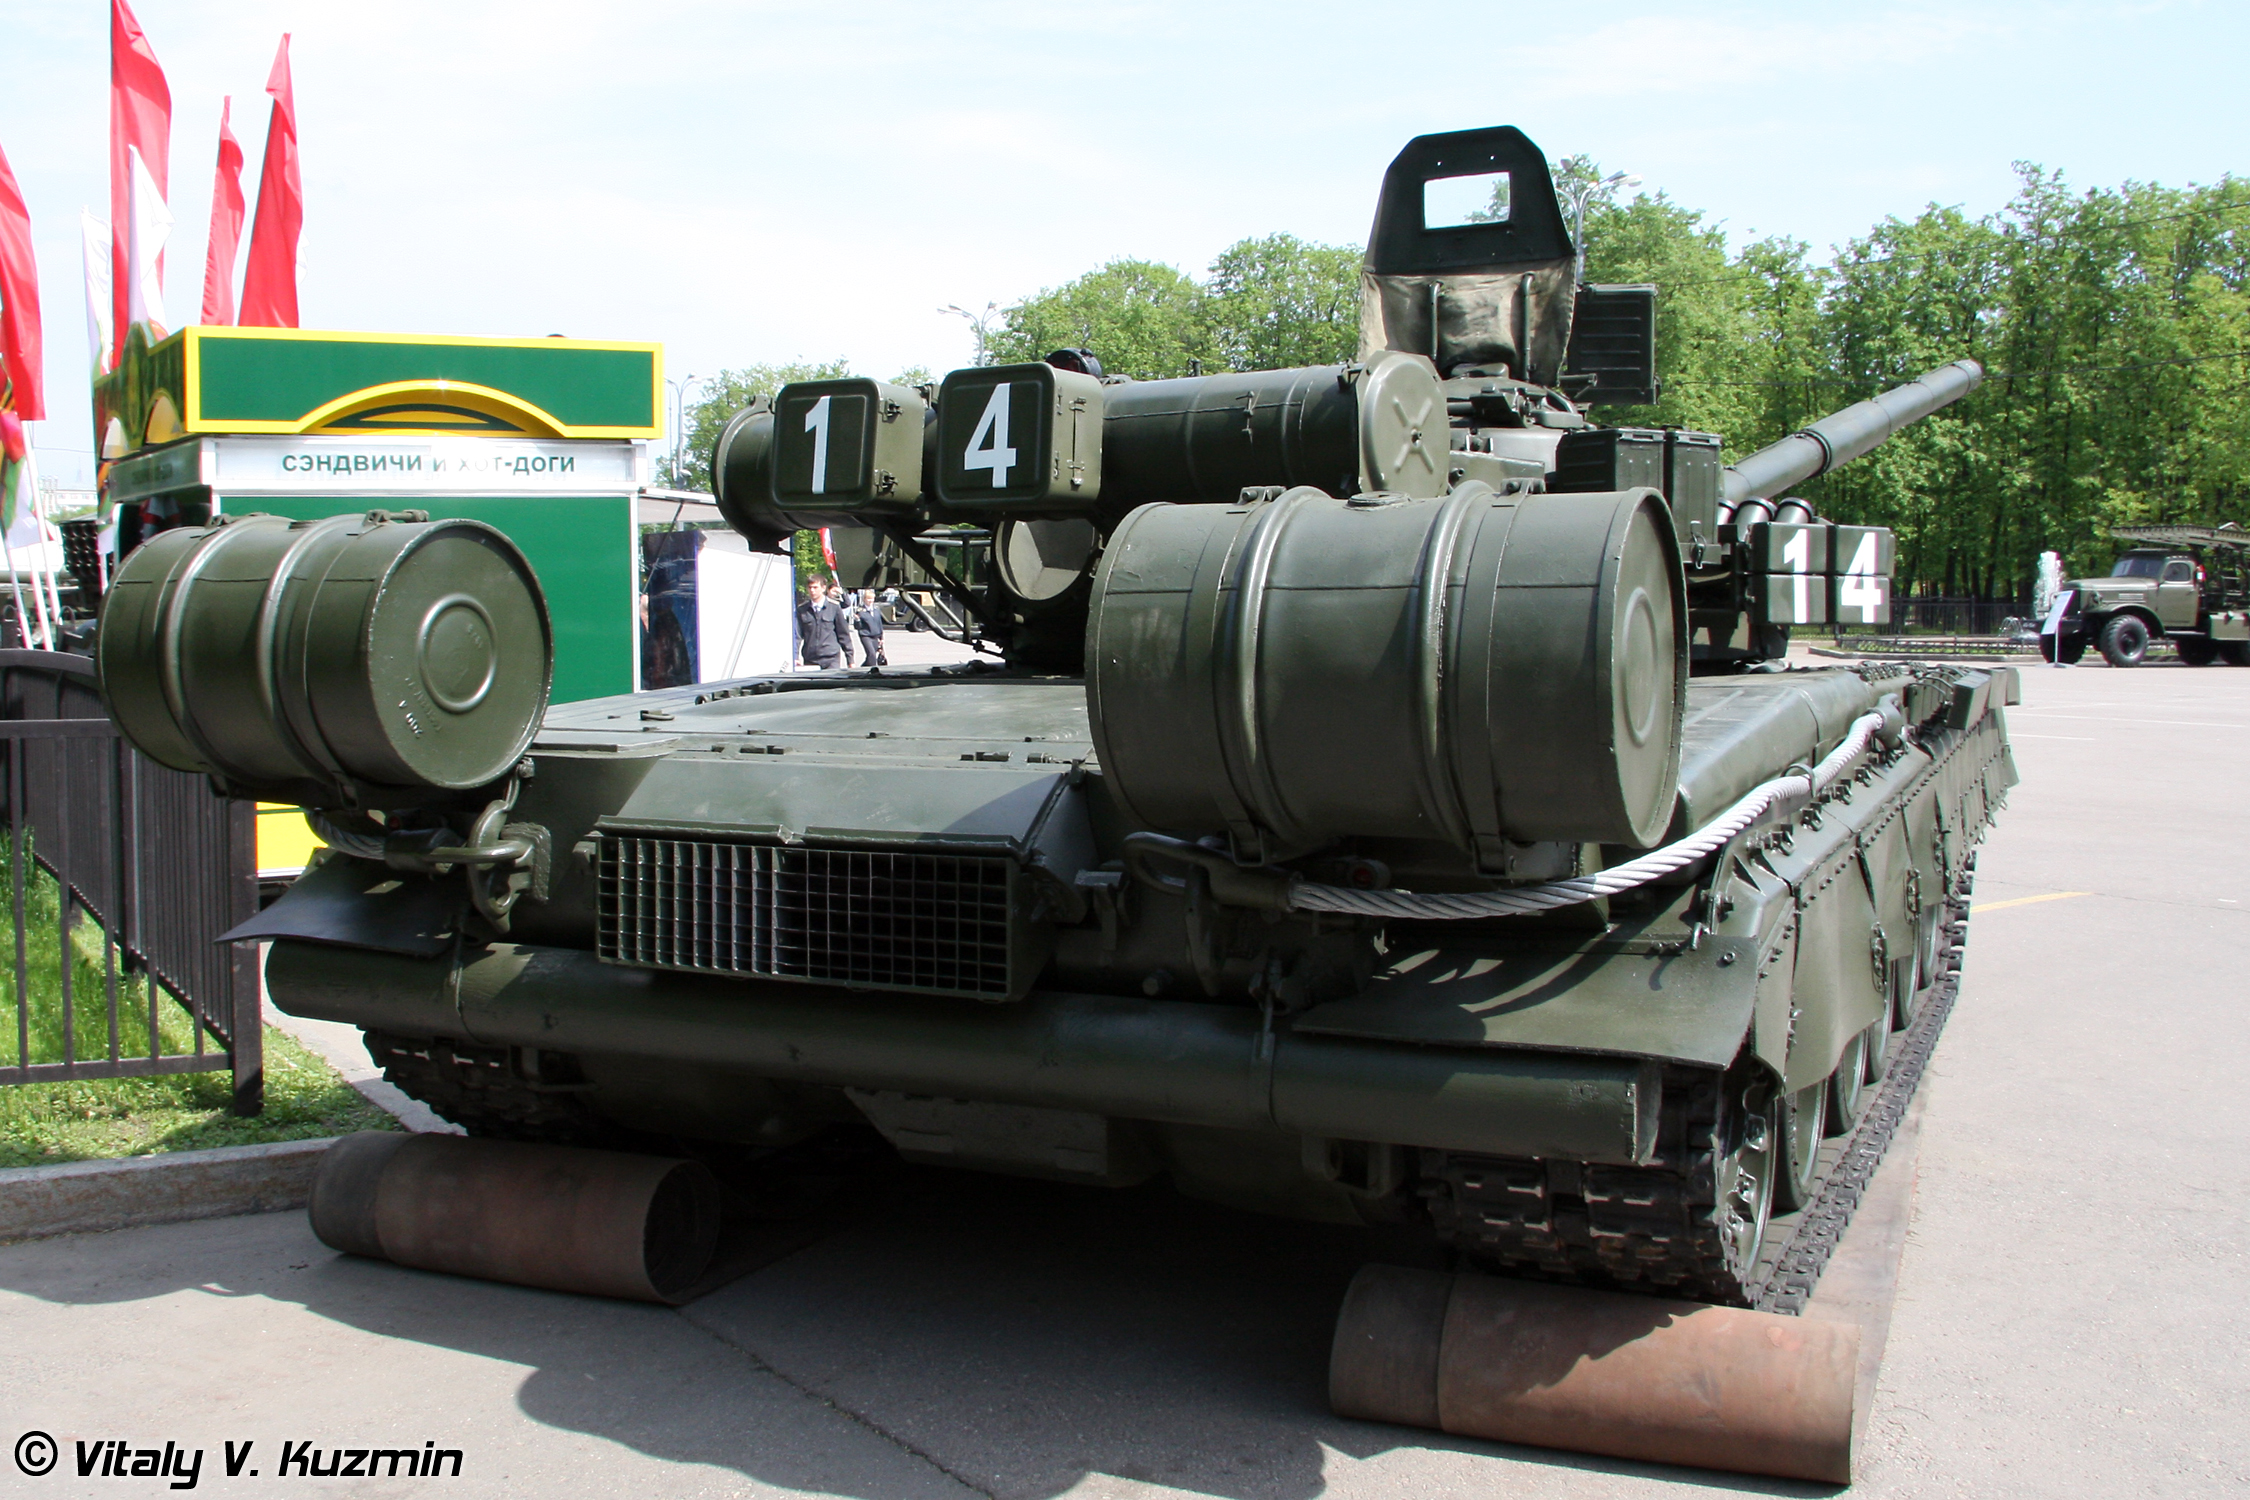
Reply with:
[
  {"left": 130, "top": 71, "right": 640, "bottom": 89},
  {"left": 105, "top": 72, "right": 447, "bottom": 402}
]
[{"left": 96, "top": 325, "right": 665, "bottom": 876}]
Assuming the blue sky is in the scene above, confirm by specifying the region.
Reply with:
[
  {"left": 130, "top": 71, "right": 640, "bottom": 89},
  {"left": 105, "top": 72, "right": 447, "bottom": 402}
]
[{"left": 3, "top": 0, "right": 2243, "bottom": 484}]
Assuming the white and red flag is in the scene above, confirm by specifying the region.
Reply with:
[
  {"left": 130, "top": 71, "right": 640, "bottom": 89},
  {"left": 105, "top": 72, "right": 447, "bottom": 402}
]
[
  {"left": 125, "top": 145, "right": 172, "bottom": 335},
  {"left": 81, "top": 211, "right": 113, "bottom": 376},
  {"left": 108, "top": 0, "right": 171, "bottom": 363},
  {"left": 200, "top": 98, "right": 246, "bottom": 326},
  {"left": 0, "top": 141, "right": 43, "bottom": 421},
  {"left": 240, "top": 35, "right": 301, "bottom": 329}
]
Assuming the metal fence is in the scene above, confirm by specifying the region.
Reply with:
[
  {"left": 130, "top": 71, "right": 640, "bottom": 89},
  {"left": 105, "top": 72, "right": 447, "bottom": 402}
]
[
  {"left": 0, "top": 650, "right": 262, "bottom": 1114},
  {"left": 1840, "top": 596, "right": 2029, "bottom": 638}
]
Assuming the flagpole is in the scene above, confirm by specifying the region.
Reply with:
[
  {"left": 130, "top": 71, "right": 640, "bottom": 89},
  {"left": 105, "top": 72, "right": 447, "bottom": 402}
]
[
  {"left": 0, "top": 470, "right": 41, "bottom": 649},
  {"left": 25, "top": 447, "right": 66, "bottom": 637},
  {"left": 10, "top": 454, "right": 56, "bottom": 650}
]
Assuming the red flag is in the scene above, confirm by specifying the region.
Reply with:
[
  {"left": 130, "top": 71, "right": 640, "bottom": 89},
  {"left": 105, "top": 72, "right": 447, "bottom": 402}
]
[
  {"left": 109, "top": 0, "right": 171, "bottom": 363},
  {"left": 239, "top": 36, "right": 301, "bottom": 329},
  {"left": 199, "top": 99, "right": 245, "bottom": 326},
  {"left": 0, "top": 143, "right": 44, "bottom": 420}
]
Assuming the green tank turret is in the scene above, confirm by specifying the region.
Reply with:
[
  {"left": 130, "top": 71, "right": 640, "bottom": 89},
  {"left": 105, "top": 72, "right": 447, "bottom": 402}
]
[{"left": 94, "top": 124, "right": 2015, "bottom": 1483}]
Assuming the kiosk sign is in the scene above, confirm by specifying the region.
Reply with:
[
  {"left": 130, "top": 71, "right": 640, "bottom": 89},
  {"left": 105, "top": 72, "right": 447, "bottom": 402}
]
[{"left": 213, "top": 436, "right": 642, "bottom": 492}]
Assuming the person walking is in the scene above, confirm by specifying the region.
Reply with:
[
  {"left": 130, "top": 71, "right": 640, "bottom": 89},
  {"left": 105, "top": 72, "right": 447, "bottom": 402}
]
[
  {"left": 852, "top": 588, "right": 887, "bottom": 666},
  {"left": 796, "top": 577, "right": 854, "bottom": 669}
]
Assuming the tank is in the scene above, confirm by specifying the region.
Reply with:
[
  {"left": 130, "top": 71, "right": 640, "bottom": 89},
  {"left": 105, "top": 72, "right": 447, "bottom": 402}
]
[{"left": 97, "top": 128, "right": 2015, "bottom": 1454}]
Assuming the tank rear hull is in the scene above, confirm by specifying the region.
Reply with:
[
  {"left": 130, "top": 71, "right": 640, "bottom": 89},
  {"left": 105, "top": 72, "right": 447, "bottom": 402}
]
[{"left": 263, "top": 660, "right": 2015, "bottom": 1295}]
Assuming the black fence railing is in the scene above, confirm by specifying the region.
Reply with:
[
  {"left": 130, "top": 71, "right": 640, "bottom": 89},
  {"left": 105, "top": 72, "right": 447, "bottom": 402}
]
[
  {"left": 0, "top": 650, "right": 262, "bottom": 1113},
  {"left": 1827, "top": 596, "right": 2030, "bottom": 638}
]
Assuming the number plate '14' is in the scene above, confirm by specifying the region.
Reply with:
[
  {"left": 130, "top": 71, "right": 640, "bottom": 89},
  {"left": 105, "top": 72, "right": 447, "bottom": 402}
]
[{"left": 1748, "top": 520, "right": 1894, "bottom": 625}]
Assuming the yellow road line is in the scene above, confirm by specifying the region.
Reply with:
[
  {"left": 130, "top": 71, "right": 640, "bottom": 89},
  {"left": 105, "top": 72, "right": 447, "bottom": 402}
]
[{"left": 1971, "top": 891, "right": 2091, "bottom": 913}]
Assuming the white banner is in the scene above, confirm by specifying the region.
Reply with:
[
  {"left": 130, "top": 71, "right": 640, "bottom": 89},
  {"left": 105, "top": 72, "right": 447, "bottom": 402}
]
[{"left": 211, "top": 436, "right": 643, "bottom": 493}]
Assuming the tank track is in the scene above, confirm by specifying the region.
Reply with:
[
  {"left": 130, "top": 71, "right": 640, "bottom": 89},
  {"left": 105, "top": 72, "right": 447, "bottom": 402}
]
[
  {"left": 368, "top": 889, "right": 1972, "bottom": 1312},
  {"left": 362, "top": 1028, "right": 618, "bottom": 1144},
  {"left": 1423, "top": 893, "right": 1972, "bottom": 1308},
  {"left": 1752, "top": 897, "right": 1968, "bottom": 1313}
]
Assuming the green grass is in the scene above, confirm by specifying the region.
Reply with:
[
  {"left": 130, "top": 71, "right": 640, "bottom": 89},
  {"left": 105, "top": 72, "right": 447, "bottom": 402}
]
[{"left": 0, "top": 848, "right": 399, "bottom": 1169}]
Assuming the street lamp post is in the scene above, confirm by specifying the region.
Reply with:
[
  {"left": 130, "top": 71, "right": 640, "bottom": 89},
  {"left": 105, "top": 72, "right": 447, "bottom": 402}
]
[
  {"left": 665, "top": 374, "right": 704, "bottom": 489},
  {"left": 1567, "top": 171, "right": 1641, "bottom": 284},
  {"left": 939, "top": 302, "right": 997, "bottom": 366}
]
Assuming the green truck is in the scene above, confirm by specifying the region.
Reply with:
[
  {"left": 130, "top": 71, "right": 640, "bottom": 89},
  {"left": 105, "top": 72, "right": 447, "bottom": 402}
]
[{"left": 2041, "top": 524, "right": 2250, "bottom": 666}]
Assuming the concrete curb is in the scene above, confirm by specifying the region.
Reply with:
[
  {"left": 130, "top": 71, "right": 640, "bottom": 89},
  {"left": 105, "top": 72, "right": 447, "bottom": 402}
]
[{"left": 0, "top": 1136, "right": 336, "bottom": 1243}]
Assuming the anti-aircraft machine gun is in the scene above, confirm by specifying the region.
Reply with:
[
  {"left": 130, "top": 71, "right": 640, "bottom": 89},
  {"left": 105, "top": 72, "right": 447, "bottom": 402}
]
[{"left": 94, "top": 127, "right": 2012, "bottom": 1483}]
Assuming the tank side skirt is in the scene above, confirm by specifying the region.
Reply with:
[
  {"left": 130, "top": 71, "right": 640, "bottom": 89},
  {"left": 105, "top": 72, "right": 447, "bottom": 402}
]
[
  {"left": 1754, "top": 893, "right": 1968, "bottom": 1313},
  {"left": 1422, "top": 701, "right": 2009, "bottom": 1305}
]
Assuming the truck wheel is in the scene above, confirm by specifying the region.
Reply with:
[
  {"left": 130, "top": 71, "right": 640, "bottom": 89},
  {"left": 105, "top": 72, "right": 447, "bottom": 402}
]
[
  {"left": 2042, "top": 631, "right": 2088, "bottom": 664},
  {"left": 2176, "top": 636, "right": 2219, "bottom": 666},
  {"left": 2098, "top": 615, "right": 2150, "bottom": 668},
  {"left": 2222, "top": 641, "right": 2250, "bottom": 667}
]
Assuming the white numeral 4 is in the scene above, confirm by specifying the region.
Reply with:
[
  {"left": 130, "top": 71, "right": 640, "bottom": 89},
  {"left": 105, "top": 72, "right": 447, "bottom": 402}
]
[
  {"left": 962, "top": 383, "right": 1017, "bottom": 487},
  {"left": 1838, "top": 532, "right": 1884, "bottom": 623}
]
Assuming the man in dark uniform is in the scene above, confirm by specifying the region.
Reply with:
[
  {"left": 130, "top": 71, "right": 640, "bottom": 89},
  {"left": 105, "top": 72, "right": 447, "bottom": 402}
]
[
  {"left": 796, "top": 577, "right": 854, "bottom": 669},
  {"left": 850, "top": 588, "right": 887, "bottom": 666}
]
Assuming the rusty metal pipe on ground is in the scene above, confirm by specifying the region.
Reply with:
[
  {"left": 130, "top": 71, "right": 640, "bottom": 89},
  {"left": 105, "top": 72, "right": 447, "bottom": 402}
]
[
  {"left": 1330, "top": 1265, "right": 1857, "bottom": 1484},
  {"left": 309, "top": 1133, "right": 722, "bottom": 1304}
]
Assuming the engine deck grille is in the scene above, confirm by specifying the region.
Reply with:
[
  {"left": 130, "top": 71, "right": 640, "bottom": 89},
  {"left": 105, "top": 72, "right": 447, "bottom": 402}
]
[{"left": 597, "top": 836, "right": 1017, "bottom": 999}]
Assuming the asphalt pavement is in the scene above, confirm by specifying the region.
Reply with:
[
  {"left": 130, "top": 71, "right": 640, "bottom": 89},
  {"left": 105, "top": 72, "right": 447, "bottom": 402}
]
[{"left": 2, "top": 654, "right": 2244, "bottom": 1499}]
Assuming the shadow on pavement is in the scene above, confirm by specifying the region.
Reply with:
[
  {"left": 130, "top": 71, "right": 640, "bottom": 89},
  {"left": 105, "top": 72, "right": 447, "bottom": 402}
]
[{"left": 0, "top": 1161, "right": 1829, "bottom": 1499}]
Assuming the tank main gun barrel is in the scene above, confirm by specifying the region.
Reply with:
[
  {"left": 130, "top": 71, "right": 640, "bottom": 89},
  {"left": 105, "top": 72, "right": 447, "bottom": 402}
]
[{"left": 1722, "top": 359, "right": 1983, "bottom": 506}]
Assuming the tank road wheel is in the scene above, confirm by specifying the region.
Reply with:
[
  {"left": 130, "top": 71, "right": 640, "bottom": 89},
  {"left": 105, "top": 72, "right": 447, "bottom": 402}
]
[
  {"left": 2098, "top": 614, "right": 2150, "bottom": 668},
  {"left": 2176, "top": 635, "right": 2220, "bottom": 666},
  {"left": 1775, "top": 1081, "right": 1828, "bottom": 1213},
  {"left": 1864, "top": 998, "right": 1894, "bottom": 1082},
  {"left": 1826, "top": 1031, "right": 1868, "bottom": 1135},
  {"left": 2221, "top": 641, "right": 2250, "bottom": 667},
  {"left": 1712, "top": 1086, "right": 1778, "bottom": 1287},
  {"left": 1904, "top": 916, "right": 1937, "bottom": 1028}
]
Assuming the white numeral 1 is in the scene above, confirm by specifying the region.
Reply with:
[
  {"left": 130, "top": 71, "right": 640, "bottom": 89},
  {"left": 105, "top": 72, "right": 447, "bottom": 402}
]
[
  {"left": 1783, "top": 527, "right": 1811, "bottom": 622},
  {"left": 1837, "top": 532, "right": 1884, "bottom": 623},
  {"left": 804, "top": 395, "right": 833, "bottom": 494},
  {"left": 962, "top": 383, "right": 1017, "bottom": 487}
]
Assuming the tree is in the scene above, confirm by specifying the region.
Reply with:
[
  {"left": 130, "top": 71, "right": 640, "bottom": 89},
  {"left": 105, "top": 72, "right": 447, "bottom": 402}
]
[
  {"left": 984, "top": 238, "right": 1365, "bottom": 379},
  {"left": 661, "top": 361, "right": 853, "bottom": 490},
  {"left": 1204, "top": 234, "right": 1362, "bottom": 370},
  {"left": 666, "top": 158, "right": 2250, "bottom": 611},
  {"left": 666, "top": 360, "right": 933, "bottom": 491},
  {"left": 986, "top": 259, "right": 1210, "bottom": 378}
]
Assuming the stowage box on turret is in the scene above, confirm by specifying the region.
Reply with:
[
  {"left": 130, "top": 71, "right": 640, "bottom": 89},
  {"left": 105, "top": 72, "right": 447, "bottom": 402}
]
[{"left": 99, "top": 127, "right": 2013, "bottom": 1321}]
